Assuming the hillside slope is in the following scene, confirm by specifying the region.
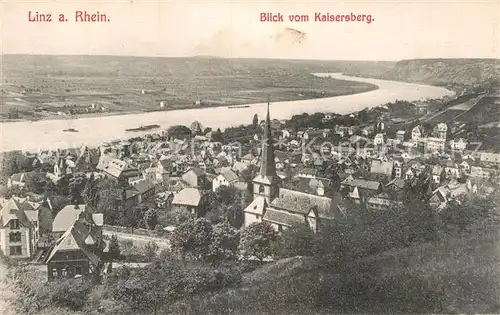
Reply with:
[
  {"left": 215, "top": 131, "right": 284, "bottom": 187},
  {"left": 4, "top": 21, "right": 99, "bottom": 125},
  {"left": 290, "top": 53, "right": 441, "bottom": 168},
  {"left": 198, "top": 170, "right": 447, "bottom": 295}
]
[
  {"left": 169, "top": 220, "right": 500, "bottom": 314},
  {"left": 381, "top": 59, "right": 500, "bottom": 86}
]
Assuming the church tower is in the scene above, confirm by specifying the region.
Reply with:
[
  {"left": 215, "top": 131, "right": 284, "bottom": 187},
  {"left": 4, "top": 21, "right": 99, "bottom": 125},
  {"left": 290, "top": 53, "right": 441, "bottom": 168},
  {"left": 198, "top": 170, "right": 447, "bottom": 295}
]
[{"left": 252, "top": 98, "right": 280, "bottom": 203}]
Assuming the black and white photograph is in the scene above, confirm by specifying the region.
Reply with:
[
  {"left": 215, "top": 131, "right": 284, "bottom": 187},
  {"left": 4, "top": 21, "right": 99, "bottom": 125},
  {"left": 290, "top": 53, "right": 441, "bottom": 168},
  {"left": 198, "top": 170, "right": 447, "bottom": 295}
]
[{"left": 0, "top": 0, "right": 499, "bottom": 314}]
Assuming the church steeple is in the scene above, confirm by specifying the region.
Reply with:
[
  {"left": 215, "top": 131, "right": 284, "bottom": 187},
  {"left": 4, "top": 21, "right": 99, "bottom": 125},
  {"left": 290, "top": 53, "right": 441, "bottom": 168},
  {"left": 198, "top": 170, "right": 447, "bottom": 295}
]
[
  {"left": 259, "top": 98, "right": 277, "bottom": 178},
  {"left": 252, "top": 96, "right": 280, "bottom": 202}
]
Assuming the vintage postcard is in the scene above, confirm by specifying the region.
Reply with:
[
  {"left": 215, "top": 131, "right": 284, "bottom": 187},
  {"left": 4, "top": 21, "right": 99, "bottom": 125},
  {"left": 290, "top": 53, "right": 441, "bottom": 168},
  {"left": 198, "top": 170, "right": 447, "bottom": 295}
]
[{"left": 1, "top": 0, "right": 499, "bottom": 314}]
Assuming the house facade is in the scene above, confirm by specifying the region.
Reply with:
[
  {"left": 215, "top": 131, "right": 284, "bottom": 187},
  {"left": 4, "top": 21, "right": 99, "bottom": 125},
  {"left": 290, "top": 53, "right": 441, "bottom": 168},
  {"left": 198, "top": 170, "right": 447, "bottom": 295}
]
[
  {"left": 45, "top": 206, "right": 106, "bottom": 281},
  {"left": 0, "top": 198, "right": 40, "bottom": 259}
]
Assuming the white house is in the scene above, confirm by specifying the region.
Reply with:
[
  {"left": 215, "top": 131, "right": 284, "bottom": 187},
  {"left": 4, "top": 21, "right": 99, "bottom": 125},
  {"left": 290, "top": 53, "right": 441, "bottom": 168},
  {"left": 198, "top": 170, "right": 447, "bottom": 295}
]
[
  {"left": 212, "top": 170, "right": 239, "bottom": 192},
  {"left": 374, "top": 133, "right": 386, "bottom": 146},
  {"left": 449, "top": 138, "right": 467, "bottom": 151},
  {"left": 396, "top": 130, "right": 406, "bottom": 142},
  {"left": 424, "top": 137, "right": 446, "bottom": 153},
  {"left": 0, "top": 198, "right": 40, "bottom": 259},
  {"left": 437, "top": 123, "right": 448, "bottom": 139},
  {"left": 411, "top": 126, "right": 423, "bottom": 141}
]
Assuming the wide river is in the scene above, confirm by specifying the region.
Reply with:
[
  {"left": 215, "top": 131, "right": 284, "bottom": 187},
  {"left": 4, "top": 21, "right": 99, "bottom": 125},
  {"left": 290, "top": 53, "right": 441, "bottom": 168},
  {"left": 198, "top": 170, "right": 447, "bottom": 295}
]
[{"left": 0, "top": 74, "right": 454, "bottom": 152}]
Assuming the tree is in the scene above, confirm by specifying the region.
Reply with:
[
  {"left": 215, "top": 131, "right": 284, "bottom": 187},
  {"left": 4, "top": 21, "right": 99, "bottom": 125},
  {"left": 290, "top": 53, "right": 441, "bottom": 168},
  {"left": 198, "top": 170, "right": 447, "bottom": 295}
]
[
  {"left": 239, "top": 221, "right": 278, "bottom": 261},
  {"left": 121, "top": 205, "right": 144, "bottom": 232},
  {"left": 43, "top": 180, "right": 57, "bottom": 196},
  {"left": 252, "top": 114, "right": 259, "bottom": 128},
  {"left": 205, "top": 222, "right": 240, "bottom": 265},
  {"left": 144, "top": 208, "right": 159, "bottom": 230},
  {"left": 440, "top": 196, "right": 471, "bottom": 231},
  {"left": 144, "top": 241, "right": 159, "bottom": 260},
  {"left": 83, "top": 173, "right": 99, "bottom": 208},
  {"left": 190, "top": 121, "right": 203, "bottom": 135},
  {"left": 0, "top": 151, "right": 23, "bottom": 183},
  {"left": 170, "top": 218, "right": 214, "bottom": 260},
  {"left": 68, "top": 175, "right": 86, "bottom": 204},
  {"left": 167, "top": 125, "right": 192, "bottom": 140},
  {"left": 24, "top": 172, "right": 46, "bottom": 194},
  {"left": 108, "top": 234, "right": 121, "bottom": 261},
  {"left": 204, "top": 186, "right": 244, "bottom": 228},
  {"left": 275, "top": 223, "right": 315, "bottom": 258},
  {"left": 97, "top": 179, "right": 121, "bottom": 225},
  {"left": 212, "top": 128, "right": 224, "bottom": 142},
  {"left": 158, "top": 207, "right": 193, "bottom": 227}
]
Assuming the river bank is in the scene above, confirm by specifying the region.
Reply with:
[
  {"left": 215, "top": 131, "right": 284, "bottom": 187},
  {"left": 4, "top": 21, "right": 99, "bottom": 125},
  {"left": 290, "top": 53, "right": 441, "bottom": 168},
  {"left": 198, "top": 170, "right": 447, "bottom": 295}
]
[
  {"left": 0, "top": 78, "right": 379, "bottom": 124},
  {"left": 0, "top": 74, "right": 454, "bottom": 152}
]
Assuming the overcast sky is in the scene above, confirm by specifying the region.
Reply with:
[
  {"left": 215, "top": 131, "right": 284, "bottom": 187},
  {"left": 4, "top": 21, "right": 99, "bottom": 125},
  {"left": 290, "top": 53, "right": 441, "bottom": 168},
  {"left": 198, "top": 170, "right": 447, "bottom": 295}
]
[{"left": 2, "top": 0, "right": 499, "bottom": 60}]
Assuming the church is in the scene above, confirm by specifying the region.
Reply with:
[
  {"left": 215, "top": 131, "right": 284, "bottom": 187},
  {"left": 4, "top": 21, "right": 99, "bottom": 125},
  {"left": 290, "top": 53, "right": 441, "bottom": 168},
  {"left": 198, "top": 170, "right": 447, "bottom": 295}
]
[{"left": 243, "top": 102, "right": 346, "bottom": 233}]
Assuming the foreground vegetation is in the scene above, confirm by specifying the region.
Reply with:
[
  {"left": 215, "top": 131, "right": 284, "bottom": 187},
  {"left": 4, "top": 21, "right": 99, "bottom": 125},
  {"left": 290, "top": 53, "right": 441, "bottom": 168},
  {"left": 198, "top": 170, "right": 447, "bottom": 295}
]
[{"left": 4, "top": 174, "right": 499, "bottom": 314}]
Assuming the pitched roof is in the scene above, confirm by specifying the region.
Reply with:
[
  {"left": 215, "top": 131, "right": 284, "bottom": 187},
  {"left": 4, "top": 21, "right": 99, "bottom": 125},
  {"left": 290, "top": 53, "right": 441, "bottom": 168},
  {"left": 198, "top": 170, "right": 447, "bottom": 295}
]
[
  {"left": 172, "top": 188, "right": 203, "bottom": 207},
  {"left": 132, "top": 179, "right": 156, "bottom": 194},
  {"left": 270, "top": 188, "right": 333, "bottom": 217},
  {"left": 386, "top": 178, "right": 406, "bottom": 189},
  {"left": 263, "top": 208, "right": 304, "bottom": 227},
  {"left": 52, "top": 204, "right": 94, "bottom": 233},
  {"left": 0, "top": 198, "right": 35, "bottom": 229},
  {"left": 103, "top": 159, "right": 140, "bottom": 179},
  {"left": 370, "top": 160, "right": 394, "bottom": 176},
  {"left": 185, "top": 167, "right": 205, "bottom": 177},
  {"left": 221, "top": 170, "right": 239, "bottom": 183},
  {"left": 341, "top": 177, "right": 381, "bottom": 190},
  {"left": 45, "top": 220, "right": 103, "bottom": 266},
  {"left": 244, "top": 196, "right": 268, "bottom": 215}
]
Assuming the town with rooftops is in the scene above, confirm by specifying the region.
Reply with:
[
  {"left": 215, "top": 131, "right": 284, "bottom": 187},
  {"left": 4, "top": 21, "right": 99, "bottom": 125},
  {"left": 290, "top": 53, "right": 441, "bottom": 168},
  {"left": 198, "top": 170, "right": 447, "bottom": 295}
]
[{"left": 1, "top": 80, "right": 500, "bottom": 314}]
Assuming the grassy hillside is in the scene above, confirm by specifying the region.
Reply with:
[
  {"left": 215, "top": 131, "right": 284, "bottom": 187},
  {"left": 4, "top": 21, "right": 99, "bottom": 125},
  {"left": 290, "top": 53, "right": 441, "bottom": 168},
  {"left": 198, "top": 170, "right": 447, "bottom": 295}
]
[
  {"left": 169, "top": 220, "right": 500, "bottom": 314},
  {"left": 0, "top": 55, "right": 383, "bottom": 120},
  {"left": 381, "top": 58, "right": 500, "bottom": 86}
]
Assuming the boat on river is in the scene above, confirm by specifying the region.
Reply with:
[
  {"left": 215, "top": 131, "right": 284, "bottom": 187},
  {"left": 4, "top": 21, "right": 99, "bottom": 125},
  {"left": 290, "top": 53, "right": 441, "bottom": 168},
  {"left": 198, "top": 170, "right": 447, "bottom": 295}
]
[{"left": 125, "top": 124, "right": 160, "bottom": 132}]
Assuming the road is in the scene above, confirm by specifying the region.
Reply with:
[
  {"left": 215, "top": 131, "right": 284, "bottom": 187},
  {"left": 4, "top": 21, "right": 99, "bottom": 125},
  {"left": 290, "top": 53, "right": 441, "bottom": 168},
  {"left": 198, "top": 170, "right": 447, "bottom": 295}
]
[{"left": 103, "top": 230, "right": 171, "bottom": 249}]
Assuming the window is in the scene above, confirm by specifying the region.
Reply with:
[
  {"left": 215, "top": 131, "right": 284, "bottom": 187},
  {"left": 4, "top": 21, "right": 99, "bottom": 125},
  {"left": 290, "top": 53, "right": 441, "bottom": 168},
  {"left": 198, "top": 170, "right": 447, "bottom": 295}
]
[
  {"left": 9, "top": 246, "right": 22, "bottom": 256},
  {"left": 9, "top": 232, "right": 21, "bottom": 242},
  {"left": 259, "top": 185, "right": 265, "bottom": 193},
  {"left": 9, "top": 220, "right": 20, "bottom": 230}
]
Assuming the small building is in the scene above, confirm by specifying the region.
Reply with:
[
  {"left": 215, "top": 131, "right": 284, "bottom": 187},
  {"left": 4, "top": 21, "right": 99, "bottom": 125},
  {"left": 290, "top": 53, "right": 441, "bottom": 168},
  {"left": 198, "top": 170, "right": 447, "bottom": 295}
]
[
  {"left": 212, "top": 169, "right": 239, "bottom": 192},
  {"left": 411, "top": 126, "right": 423, "bottom": 141},
  {"left": 45, "top": 207, "right": 106, "bottom": 281},
  {"left": 373, "top": 133, "right": 386, "bottom": 146},
  {"left": 102, "top": 159, "right": 141, "bottom": 182},
  {"left": 423, "top": 137, "right": 446, "bottom": 153},
  {"left": 181, "top": 167, "right": 208, "bottom": 188},
  {"left": 0, "top": 198, "right": 40, "bottom": 259},
  {"left": 171, "top": 188, "right": 205, "bottom": 216},
  {"left": 7, "top": 172, "right": 38, "bottom": 188},
  {"left": 396, "top": 130, "right": 406, "bottom": 142}
]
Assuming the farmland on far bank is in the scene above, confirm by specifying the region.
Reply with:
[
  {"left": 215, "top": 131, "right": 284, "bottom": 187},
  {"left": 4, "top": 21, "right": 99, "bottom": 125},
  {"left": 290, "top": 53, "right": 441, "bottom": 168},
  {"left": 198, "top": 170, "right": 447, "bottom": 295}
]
[{"left": 0, "top": 55, "right": 384, "bottom": 121}]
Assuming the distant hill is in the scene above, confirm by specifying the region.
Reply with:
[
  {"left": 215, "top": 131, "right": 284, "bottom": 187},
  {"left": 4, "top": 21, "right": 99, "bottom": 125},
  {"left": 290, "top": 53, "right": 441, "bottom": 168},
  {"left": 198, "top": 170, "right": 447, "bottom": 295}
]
[{"left": 381, "top": 58, "right": 500, "bottom": 86}]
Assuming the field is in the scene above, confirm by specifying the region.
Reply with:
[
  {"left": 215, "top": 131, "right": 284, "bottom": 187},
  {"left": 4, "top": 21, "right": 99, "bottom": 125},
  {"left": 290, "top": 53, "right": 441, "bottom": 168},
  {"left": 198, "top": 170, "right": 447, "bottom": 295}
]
[{"left": 0, "top": 55, "right": 388, "bottom": 121}]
